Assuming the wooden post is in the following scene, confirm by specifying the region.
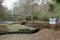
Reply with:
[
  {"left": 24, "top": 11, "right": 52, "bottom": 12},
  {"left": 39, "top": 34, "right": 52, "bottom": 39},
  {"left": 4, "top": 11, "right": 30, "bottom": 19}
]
[{"left": 51, "top": 25, "right": 54, "bottom": 33}]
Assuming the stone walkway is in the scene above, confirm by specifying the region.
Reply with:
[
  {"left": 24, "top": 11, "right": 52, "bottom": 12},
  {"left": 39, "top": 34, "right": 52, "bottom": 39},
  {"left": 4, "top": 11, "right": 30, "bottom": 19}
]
[{"left": 0, "top": 29, "right": 60, "bottom": 40}]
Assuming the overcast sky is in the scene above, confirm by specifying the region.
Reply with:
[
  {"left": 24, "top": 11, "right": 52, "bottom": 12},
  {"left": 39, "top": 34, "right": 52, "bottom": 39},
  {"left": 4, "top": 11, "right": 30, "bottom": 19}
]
[{"left": 2, "top": 0, "right": 19, "bottom": 10}]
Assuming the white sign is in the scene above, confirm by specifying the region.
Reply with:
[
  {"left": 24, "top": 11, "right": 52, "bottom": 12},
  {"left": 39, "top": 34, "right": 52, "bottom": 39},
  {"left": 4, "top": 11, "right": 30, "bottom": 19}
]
[{"left": 49, "top": 18, "right": 56, "bottom": 24}]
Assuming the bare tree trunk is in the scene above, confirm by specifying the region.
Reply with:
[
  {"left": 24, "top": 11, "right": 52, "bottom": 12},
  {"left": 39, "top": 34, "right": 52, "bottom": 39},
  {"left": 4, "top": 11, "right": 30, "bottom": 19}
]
[
  {"left": 41, "top": 0, "right": 45, "bottom": 21},
  {"left": 29, "top": 0, "right": 34, "bottom": 24},
  {"left": 31, "top": 14, "right": 34, "bottom": 24},
  {"left": 12, "top": 7, "right": 15, "bottom": 21}
]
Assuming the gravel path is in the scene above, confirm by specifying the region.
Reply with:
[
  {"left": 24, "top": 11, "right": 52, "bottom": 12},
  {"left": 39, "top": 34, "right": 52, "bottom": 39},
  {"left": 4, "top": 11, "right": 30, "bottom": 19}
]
[{"left": 0, "top": 29, "right": 60, "bottom": 40}]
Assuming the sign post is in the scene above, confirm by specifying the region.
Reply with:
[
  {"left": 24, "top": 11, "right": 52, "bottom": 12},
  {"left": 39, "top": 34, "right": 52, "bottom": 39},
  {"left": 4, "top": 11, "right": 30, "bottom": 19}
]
[{"left": 49, "top": 18, "right": 56, "bottom": 32}]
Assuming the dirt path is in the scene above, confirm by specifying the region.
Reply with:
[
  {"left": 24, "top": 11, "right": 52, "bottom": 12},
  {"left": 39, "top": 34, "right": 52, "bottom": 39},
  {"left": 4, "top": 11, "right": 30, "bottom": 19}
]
[{"left": 0, "top": 29, "right": 60, "bottom": 40}]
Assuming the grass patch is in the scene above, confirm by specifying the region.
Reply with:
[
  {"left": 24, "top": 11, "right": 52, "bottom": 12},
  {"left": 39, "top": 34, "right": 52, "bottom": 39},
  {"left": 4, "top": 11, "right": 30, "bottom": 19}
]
[
  {"left": 28, "top": 21, "right": 48, "bottom": 24},
  {"left": 6, "top": 24, "right": 29, "bottom": 29}
]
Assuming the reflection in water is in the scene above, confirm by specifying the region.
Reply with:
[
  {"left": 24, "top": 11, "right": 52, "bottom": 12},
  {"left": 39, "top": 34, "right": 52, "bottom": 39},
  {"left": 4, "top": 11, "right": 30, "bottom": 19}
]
[{"left": 0, "top": 21, "right": 13, "bottom": 24}]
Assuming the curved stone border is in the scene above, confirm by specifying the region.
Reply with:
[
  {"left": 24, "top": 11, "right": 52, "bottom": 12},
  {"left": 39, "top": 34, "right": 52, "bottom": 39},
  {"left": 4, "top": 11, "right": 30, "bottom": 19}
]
[{"left": 0, "top": 28, "right": 40, "bottom": 35}]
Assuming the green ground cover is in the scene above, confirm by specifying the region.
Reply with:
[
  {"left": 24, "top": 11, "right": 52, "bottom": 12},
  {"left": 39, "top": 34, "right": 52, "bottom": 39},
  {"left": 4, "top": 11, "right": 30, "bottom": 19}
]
[{"left": 6, "top": 24, "right": 29, "bottom": 29}]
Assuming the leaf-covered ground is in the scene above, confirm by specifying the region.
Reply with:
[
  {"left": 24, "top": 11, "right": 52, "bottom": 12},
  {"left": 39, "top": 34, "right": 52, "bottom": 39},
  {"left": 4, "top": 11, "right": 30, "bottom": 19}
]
[{"left": 0, "top": 29, "right": 60, "bottom": 40}]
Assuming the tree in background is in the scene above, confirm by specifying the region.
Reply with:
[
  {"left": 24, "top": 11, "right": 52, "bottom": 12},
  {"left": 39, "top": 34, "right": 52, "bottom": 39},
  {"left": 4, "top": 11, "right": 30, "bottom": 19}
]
[
  {"left": 2, "top": 6, "right": 12, "bottom": 21},
  {"left": 2, "top": 0, "right": 58, "bottom": 22},
  {"left": 55, "top": 0, "right": 60, "bottom": 21}
]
